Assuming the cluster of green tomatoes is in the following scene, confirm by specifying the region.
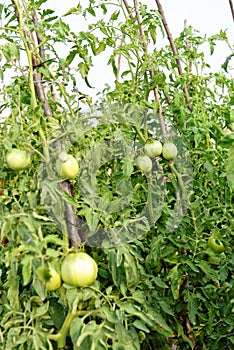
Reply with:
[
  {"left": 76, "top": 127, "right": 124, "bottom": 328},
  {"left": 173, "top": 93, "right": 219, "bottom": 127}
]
[
  {"left": 136, "top": 140, "right": 178, "bottom": 173},
  {"left": 38, "top": 252, "right": 98, "bottom": 292}
]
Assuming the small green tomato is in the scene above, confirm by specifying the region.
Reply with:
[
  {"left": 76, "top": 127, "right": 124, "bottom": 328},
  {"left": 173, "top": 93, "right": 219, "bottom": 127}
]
[
  {"left": 144, "top": 140, "right": 162, "bottom": 158},
  {"left": 136, "top": 155, "right": 153, "bottom": 174},
  {"left": 56, "top": 154, "right": 79, "bottom": 179},
  {"left": 162, "top": 143, "right": 178, "bottom": 160}
]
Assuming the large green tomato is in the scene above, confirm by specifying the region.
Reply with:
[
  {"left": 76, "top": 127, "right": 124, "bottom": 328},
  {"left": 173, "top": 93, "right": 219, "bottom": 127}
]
[
  {"left": 6, "top": 148, "right": 30, "bottom": 170},
  {"left": 61, "top": 252, "right": 98, "bottom": 287},
  {"left": 144, "top": 140, "right": 162, "bottom": 158},
  {"left": 208, "top": 235, "right": 224, "bottom": 253},
  {"left": 56, "top": 154, "right": 79, "bottom": 179}
]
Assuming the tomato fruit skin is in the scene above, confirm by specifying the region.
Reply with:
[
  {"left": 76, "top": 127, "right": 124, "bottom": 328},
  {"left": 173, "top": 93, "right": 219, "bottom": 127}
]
[
  {"left": 6, "top": 148, "right": 30, "bottom": 170},
  {"left": 208, "top": 235, "right": 224, "bottom": 253},
  {"left": 46, "top": 267, "right": 62, "bottom": 292},
  {"left": 136, "top": 155, "right": 152, "bottom": 174},
  {"left": 144, "top": 140, "right": 162, "bottom": 158},
  {"left": 162, "top": 143, "right": 178, "bottom": 160},
  {"left": 56, "top": 154, "right": 79, "bottom": 179},
  {"left": 61, "top": 252, "right": 98, "bottom": 287}
]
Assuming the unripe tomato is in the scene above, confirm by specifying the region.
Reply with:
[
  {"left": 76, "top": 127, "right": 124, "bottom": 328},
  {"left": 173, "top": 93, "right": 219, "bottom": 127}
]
[
  {"left": 46, "top": 267, "right": 62, "bottom": 292},
  {"left": 144, "top": 140, "right": 162, "bottom": 158},
  {"left": 56, "top": 154, "right": 79, "bottom": 179},
  {"left": 37, "top": 265, "right": 61, "bottom": 292},
  {"left": 136, "top": 155, "right": 152, "bottom": 174},
  {"left": 61, "top": 252, "right": 98, "bottom": 288},
  {"left": 6, "top": 148, "right": 30, "bottom": 170},
  {"left": 208, "top": 235, "right": 224, "bottom": 253},
  {"left": 162, "top": 143, "right": 178, "bottom": 160}
]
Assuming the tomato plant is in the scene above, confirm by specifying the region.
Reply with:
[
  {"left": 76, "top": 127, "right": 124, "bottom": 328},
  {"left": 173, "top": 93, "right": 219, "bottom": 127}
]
[
  {"left": 0, "top": 1, "right": 233, "bottom": 349},
  {"left": 6, "top": 148, "right": 30, "bottom": 170},
  {"left": 61, "top": 252, "right": 98, "bottom": 287}
]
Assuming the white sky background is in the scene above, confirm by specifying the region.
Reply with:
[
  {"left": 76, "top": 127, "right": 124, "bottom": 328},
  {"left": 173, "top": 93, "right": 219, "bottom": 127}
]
[{"left": 42, "top": 0, "right": 234, "bottom": 98}]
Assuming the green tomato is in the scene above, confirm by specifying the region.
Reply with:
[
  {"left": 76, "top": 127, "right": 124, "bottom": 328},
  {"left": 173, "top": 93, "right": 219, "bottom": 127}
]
[
  {"left": 56, "top": 154, "right": 79, "bottom": 179},
  {"left": 144, "top": 140, "right": 162, "bottom": 158},
  {"left": 6, "top": 148, "right": 30, "bottom": 170},
  {"left": 46, "top": 267, "right": 61, "bottom": 292},
  {"left": 208, "top": 235, "right": 224, "bottom": 253},
  {"left": 162, "top": 143, "right": 178, "bottom": 160},
  {"left": 61, "top": 252, "right": 98, "bottom": 288},
  {"left": 136, "top": 155, "right": 152, "bottom": 174},
  {"left": 37, "top": 265, "right": 61, "bottom": 292}
]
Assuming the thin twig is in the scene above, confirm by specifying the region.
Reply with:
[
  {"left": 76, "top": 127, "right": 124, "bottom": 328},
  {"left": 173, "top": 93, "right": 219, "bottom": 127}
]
[
  {"left": 229, "top": 0, "right": 234, "bottom": 21},
  {"left": 155, "top": 0, "right": 192, "bottom": 111}
]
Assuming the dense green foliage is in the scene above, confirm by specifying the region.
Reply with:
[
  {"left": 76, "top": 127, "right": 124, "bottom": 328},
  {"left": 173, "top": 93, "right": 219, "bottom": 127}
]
[{"left": 0, "top": 1, "right": 233, "bottom": 349}]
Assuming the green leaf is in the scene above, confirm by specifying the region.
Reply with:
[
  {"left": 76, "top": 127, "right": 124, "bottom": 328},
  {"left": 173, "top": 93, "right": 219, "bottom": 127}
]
[
  {"left": 63, "top": 4, "right": 82, "bottom": 17},
  {"left": 110, "top": 11, "right": 120, "bottom": 21},
  {"left": 167, "top": 264, "right": 183, "bottom": 300},
  {"left": 65, "top": 50, "right": 78, "bottom": 66},
  {"left": 132, "top": 319, "right": 150, "bottom": 333},
  {"left": 152, "top": 276, "right": 168, "bottom": 289},
  {"left": 6, "top": 262, "right": 19, "bottom": 310},
  {"left": 123, "top": 251, "right": 139, "bottom": 290},
  {"left": 95, "top": 42, "right": 106, "bottom": 55},
  {"left": 187, "top": 292, "right": 198, "bottom": 325},
  {"left": 21, "top": 255, "right": 33, "bottom": 286}
]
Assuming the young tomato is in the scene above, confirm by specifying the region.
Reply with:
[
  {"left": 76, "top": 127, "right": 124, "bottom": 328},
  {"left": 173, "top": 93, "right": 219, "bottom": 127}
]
[
  {"left": 136, "top": 155, "right": 153, "bottom": 174},
  {"left": 144, "top": 140, "right": 162, "bottom": 158},
  {"left": 37, "top": 265, "right": 61, "bottom": 292},
  {"left": 6, "top": 148, "right": 30, "bottom": 170},
  {"left": 162, "top": 143, "right": 178, "bottom": 160},
  {"left": 61, "top": 252, "right": 98, "bottom": 288},
  {"left": 56, "top": 154, "right": 79, "bottom": 179}
]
